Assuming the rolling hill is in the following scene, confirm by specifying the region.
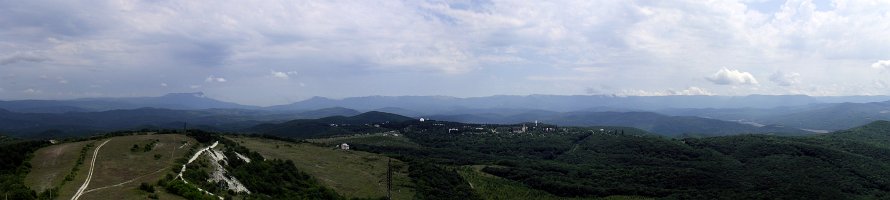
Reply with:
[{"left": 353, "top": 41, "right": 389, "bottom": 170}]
[
  {"left": 11, "top": 115, "right": 890, "bottom": 199},
  {"left": 247, "top": 111, "right": 414, "bottom": 138},
  {"left": 346, "top": 119, "right": 890, "bottom": 199}
]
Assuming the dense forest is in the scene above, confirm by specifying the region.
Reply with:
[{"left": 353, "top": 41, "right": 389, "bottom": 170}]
[
  {"left": 339, "top": 120, "right": 890, "bottom": 199},
  {"left": 0, "top": 136, "right": 49, "bottom": 199}
]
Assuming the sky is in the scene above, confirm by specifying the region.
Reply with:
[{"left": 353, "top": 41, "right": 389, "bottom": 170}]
[{"left": 2, "top": 0, "right": 890, "bottom": 106}]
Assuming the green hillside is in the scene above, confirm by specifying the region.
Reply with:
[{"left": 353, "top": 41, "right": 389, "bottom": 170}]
[
  {"left": 231, "top": 136, "right": 416, "bottom": 199},
  {"left": 338, "top": 120, "right": 890, "bottom": 199},
  {"left": 13, "top": 118, "right": 890, "bottom": 200},
  {"left": 22, "top": 134, "right": 195, "bottom": 200}
]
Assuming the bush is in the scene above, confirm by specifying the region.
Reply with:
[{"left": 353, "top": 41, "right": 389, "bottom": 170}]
[{"left": 139, "top": 182, "right": 155, "bottom": 193}]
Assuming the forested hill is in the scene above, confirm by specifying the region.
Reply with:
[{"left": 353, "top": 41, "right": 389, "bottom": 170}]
[
  {"left": 819, "top": 120, "right": 890, "bottom": 145},
  {"left": 331, "top": 120, "right": 890, "bottom": 199},
  {"left": 247, "top": 111, "right": 414, "bottom": 138}
]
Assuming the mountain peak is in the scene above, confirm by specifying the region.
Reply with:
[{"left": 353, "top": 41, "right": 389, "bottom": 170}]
[{"left": 305, "top": 96, "right": 333, "bottom": 101}]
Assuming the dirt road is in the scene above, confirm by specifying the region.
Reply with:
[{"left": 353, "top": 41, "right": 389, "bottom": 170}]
[{"left": 71, "top": 139, "right": 111, "bottom": 200}]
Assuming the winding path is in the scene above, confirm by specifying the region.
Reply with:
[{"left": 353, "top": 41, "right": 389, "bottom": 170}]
[
  {"left": 71, "top": 139, "right": 111, "bottom": 200},
  {"left": 175, "top": 141, "right": 223, "bottom": 200},
  {"left": 83, "top": 167, "right": 168, "bottom": 194}
]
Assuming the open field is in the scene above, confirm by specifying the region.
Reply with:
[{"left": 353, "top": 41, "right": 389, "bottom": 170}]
[
  {"left": 230, "top": 136, "right": 416, "bottom": 200},
  {"left": 25, "top": 140, "right": 94, "bottom": 194},
  {"left": 77, "top": 134, "right": 195, "bottom": 200},
  {"left": 26, "top": 134, "right": 195, "bottom": 200},
  {"left": 307, "top": 133, "right": 421, "bottom": 149},
  {"left": 458, "top": 166, "right": 651, "bottom": 200}
]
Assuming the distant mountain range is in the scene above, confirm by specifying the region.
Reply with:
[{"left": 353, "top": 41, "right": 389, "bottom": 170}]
[
  {"left": 3, "top": 92, "right": 890, "bottom": 138},
  {"left": 427, "top": 111, "right": 809, "bottom": 137},
  {"left": 0, "top": 107, "right": 362, "bottom": 138},
  {"left": 269, "top": 94, "right": 890, "bottom": 113},
  {"left": 658, "top": 101, "right": 890, "bottom": 131},
  {"left": 0, "top": 92, "right": 257, "bottom": 113},
  {"left": 3, "top": 92, "right": 888, "bottom": 114}
]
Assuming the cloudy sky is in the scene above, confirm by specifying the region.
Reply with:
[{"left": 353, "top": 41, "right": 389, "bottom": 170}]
[{"left": 2, "top": 0, "right": 890, "bottom": 106}]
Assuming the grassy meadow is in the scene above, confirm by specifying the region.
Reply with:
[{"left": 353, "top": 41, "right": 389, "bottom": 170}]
[{"left": 230, "top": 136, "right": 416, "bottom": 200}]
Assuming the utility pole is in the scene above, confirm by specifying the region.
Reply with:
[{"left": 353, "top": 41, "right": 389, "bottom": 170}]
[{"left": 387, "top": 158, "right": 392, "bottom": 200}]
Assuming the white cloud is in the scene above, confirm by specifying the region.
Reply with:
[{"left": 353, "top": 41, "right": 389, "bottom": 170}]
[
  {"left": 23, "top": 88, "right": 41, "bottom": 94},
  {"left": 872, "top": 60, "right": 890, "bottom": 70},
  {"left": 271, "top": 70, "right": 298, "bottom": 79},
  {"left": 527, "top": 76, "right": 596, "bottom": 81},
  {"left": 706, "top": 68, "right": 759, "bottom": 85},
  {"left": 55, "top": 76, "right": 69, "bottom": 84},
  {"left": 160, "top": 83, "right": 168, "bottom": 87},
  {"left": 769, "top": 71, "right": 801, "bottom": 86},
  {"left": 205, "top": 75, "right": 226, "bottom": 83},
  {"left": 572, "top": 67, "right": 606, "bottom": 73},
  {"left": 190, "top": 85, "right": 202, "bottom": 89},
  {"left": 3, "top": 0, "right": 890, "bottom": 103},
  {"left": 674, "top": 87, "right": 713, "bottom": 96},
  {"left": 614, "top": 86, "right": 713, "bottom": 96}
]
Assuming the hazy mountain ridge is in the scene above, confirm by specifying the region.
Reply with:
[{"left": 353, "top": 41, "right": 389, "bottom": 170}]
[
  {"left": 658, "top": 101, "right": 890, "bottom": 131},
  {"left": 0, "top": 92, "right": 258, "bottom": 113},
  {"left": 4, "top": 93, "right": 890, "bottom": 138},
  {"left": 0, "top": 107, "right": 363, "bottom": 138},
  {"left": 271, "top": 94, "right": 890, "bottom": 113}
]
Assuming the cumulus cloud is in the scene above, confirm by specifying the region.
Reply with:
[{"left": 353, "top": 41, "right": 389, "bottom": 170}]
[
  {"left": 271, "top": 70, "right": 298, "bottom": 79},
  {"left": 872, "top": 60, "right": 890, "bottom": 70},
  {"left": 205, "top": 75, "right": 226, "bottom": 83},
  {"left": 23, "top": 88, "right": 41, "bottom": 94},
  {"left": 769, "top": 71, "right": 801, "bottom": 86},
  {"left": 706, "top": 68, "right": 759, "bottom": 85}
]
